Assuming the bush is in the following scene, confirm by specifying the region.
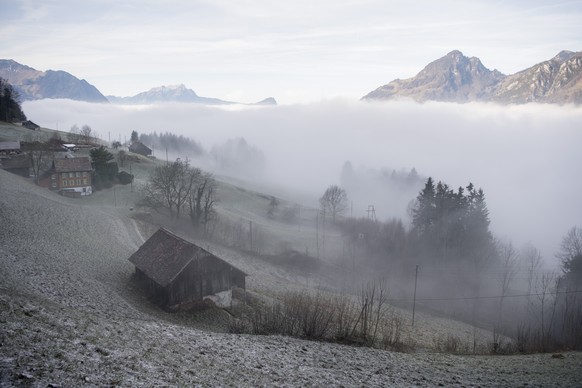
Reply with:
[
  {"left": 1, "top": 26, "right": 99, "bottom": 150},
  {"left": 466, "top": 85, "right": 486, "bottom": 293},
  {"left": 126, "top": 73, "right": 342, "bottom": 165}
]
[
  {"left": 117, "top": 171, "right": 134, "bottom": 185},
  {"left": 434, "top": 334, "right": 470, "bottom": 354},
  {"left": 229, "top": 283, "right": 409, "bottom": 351}
]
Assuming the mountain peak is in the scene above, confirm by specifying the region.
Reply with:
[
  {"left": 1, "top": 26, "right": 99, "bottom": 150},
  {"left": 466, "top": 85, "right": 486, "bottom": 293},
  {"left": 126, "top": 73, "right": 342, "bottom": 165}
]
[
  {"left": 445, "top": 50, "right": 464, "bottom": 59},
  {"left": 363, "top": 50, "right": 503, "bottom": 102},
  {"left": 552, "top": 50, "right": 576, "bottom": 63},
  {"left": 363, "top": 50, "right": 582, "bottom": 104}
]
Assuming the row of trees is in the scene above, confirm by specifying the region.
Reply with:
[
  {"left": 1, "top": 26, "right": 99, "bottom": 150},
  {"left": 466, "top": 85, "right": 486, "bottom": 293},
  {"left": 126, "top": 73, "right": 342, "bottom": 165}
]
[
  {"left": 411, "top": 178, "right": 493, "bottom": 263},
  {"left": 137, "top": 131, "right": 204, "bottom": 156},
  {"left": 69, "top": 124, "right": 98, "bottom": 145},
  {"left": 0, "top": 78, "right": 26, "bottom": 122},
  {"left": 141, "top": 159, "right": 217, "bottom": 231}
]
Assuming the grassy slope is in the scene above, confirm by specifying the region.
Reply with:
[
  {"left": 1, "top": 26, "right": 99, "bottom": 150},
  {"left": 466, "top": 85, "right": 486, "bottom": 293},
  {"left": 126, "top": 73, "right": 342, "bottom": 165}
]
[{"left": 1, "top": 123, "right": 581, "bottom": 386}]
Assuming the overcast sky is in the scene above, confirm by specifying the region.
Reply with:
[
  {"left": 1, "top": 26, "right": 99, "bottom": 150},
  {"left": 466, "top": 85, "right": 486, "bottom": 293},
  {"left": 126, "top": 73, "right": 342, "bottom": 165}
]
[{"left": 2, "top": 0, "right": 581, "bottom": 104}]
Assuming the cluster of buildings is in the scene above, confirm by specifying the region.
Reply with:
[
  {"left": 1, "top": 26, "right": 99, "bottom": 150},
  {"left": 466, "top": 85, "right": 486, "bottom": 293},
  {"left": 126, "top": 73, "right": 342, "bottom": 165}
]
[{"left": 2, "top": 136, "right": 244, "bottom": 308}]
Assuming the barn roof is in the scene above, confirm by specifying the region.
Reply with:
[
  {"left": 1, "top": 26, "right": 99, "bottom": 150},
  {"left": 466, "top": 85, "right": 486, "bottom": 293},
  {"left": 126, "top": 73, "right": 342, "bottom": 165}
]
[
  {"left": 129, "top": 141, "right": 152, "bottom": 155},
  {"left": 0, "top": 141, "right": 20, "bottom": 151},
  {"left": 53, "top": 156, "right": 92, "bottom": 172},
  {"left": 128, "top": 228, "right": 245, "bottom": 288},
  {"left": 0, "top": 154, "right": 31, "bottom": 169}
]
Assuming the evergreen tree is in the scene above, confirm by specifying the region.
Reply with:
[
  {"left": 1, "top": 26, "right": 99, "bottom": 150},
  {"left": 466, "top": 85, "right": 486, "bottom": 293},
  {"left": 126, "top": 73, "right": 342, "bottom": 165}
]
[
  {"left": 412, "top": 177, "right": 436, "bottom": 236},
  {"left": 130, "top": 130, "right": 139, "bottom": 144},
  {"left": 0, "top": 78, "right": 26, "bottom": 122},
  {"left": 411, "top": 177, "right": 493, "bottom": 262},
  {"left": 90, "top": 146, "right": 117, "bottom": 189}
]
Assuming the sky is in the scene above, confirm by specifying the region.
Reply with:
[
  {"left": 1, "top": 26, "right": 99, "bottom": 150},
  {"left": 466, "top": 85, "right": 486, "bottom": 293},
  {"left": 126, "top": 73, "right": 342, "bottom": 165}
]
[{"left": 1, "top": 0, "right": 582, "bottom": 104}]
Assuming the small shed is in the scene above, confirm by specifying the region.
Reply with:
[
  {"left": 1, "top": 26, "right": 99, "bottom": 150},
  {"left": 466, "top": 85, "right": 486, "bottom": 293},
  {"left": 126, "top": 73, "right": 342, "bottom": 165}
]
[
  {"left": 128, "top": 141, "right": 152, "bottom": 157},
  {"left": 128, "top": 228, "right": 246, "bottom": 309},
  {"left": 22, "top": 120, "right": 40, "bottom": 130}
]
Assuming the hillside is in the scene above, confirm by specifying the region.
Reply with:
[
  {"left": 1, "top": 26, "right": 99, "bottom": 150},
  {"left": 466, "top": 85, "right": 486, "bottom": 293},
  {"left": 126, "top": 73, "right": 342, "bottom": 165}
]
[
  {"left": 1, "top": 130, "right": 581, "bottom": 385},
  {"left": 363, "top": 50, "right": 582, "bottom": 104}
]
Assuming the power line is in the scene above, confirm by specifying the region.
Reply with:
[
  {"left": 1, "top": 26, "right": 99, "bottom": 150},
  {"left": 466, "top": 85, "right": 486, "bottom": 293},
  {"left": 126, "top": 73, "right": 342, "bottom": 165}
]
[{"left": 387, "top": 289, "right": 582, "bottom": 303}]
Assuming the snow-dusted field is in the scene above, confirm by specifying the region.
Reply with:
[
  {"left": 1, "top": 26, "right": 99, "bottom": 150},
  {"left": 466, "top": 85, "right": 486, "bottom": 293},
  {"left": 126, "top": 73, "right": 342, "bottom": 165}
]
[{"left": 1, "top": 168, "right": 581, "bottom": 386}]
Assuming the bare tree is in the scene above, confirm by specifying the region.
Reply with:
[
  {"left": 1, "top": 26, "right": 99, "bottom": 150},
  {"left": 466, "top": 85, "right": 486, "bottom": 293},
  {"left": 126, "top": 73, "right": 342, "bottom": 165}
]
[
  {"left": 141, "top": 159, "right": 199, "bottom": 218},
  {"left": 27, "top": 142, "right": 53, "bottom": 184},
  {"left": 557, "top": 226, "right": 582, "bottom": 275},
  {"left": 68, "top": 124, "right": 81, "bottom": 143},
  {"left": 319, "top": 185, "right": 348, "bottom": 223},
  {"left": 188, "top": 171, "right": 217, "bottom": 229},
  {"left": 201, "top": 175, "right": 217, "bottom": 233},
  {"left": 350, "top": 279, "right": 388, "bottom": 345},
  {"left": 521, "top": 243, "right": 543, "bottom": 312},
  {"left": 534, "top": 272, "right": 558, "bottom": 351},
  {"left": 80, "top": 125, "right": 93, "bottom": 145},
  {"left": 493, "top": 239, "right": 518, "bottom": 351}
]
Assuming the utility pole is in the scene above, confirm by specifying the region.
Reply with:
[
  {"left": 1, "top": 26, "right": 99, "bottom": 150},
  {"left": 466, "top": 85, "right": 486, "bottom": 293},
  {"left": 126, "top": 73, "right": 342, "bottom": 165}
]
[
  {"left": 249, "top": 220, "right": 253, "bottom": 252},
  {"left": 412, "top": 264, "right": 419, "bottom": 326},
  {"left": 315, "top": 212, "right": 319, "bottom": 259},
  {"left": 367, "top": 205, "right": 376, "bottom": 221}
]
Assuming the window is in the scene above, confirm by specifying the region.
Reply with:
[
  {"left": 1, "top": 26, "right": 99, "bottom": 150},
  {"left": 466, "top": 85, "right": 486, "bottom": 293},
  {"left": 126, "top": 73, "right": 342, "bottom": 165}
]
[
  {"left": 62, "top": 180, "right": 67, "bottom": 187},
  {"left": 76, "top": 172, "right": 81, "bottom": 177},
  {"left": 83, "top": 179, "right": 88, "bottom": 185},
  {"left": 76, "top": 179, "right": 81, "bottom": 185},
  {"left": 52, "top": 182, "right": 57, "bottom": 188},
  {"left": 82, "top": 172, "right": 88, "bottom": 177},
  {"left": 51, "top": 174, "right": 56, "bottom": 180}
]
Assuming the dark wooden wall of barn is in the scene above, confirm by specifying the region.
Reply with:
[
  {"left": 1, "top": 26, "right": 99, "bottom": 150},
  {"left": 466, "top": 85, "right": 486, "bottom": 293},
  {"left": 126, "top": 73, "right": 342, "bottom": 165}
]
[
  {"left": 134, "top": 268, "right": 170, "bottom": 306},
  {"left": 165, "top": 252, "right": 246, "bottom": 307}
]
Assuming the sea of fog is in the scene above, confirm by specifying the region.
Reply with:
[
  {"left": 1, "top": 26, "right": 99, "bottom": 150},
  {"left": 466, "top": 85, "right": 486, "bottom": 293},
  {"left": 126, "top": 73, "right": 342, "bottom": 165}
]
[{"left": 23, "top": 98, "right": 582, "bottom": 267}]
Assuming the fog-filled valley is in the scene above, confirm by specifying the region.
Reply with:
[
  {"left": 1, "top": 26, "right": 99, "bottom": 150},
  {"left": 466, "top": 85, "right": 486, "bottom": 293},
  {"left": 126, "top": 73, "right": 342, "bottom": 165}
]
[
  {"left": 24, "top": 98, "right": 582, "bottom": 264},
  {"left": 0, "top": 94, "right": 580, "bottom": 385}
]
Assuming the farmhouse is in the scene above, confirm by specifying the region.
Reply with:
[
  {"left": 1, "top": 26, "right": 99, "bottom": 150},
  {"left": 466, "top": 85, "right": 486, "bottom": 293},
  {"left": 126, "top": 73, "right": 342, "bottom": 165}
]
[
  {"left": 128, "top": 228, "right": 246, "bottom": 309},
  {"left": 41, "top": 156, "right": 93, "bottom": 196},
  {"left": 129, "top": 141, "right": 152, "bottom": 157}
]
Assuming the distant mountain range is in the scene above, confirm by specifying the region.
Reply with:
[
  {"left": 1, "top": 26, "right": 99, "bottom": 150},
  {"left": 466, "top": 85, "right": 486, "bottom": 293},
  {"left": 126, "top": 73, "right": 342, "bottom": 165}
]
[
  {"left": 363, "top": 50, "right": 582, "bottom": 104},
  {"left": 107, "top": 84, "right": 277, "bottom": 106},
  {"left": 0, "top": 59, "right": 276, "bottom": 106},
  {"left": 3, "top": 54, "right": 581, "bottom": 106}
]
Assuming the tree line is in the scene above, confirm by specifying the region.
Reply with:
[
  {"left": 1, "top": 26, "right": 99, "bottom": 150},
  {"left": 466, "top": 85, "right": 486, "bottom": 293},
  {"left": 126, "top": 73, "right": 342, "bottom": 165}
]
[
  {"left": 326, "top": 177, "right": 581, "bottom": 352},
  {"left": 0, "top": 78, "right": 26, "bottom": 122}
]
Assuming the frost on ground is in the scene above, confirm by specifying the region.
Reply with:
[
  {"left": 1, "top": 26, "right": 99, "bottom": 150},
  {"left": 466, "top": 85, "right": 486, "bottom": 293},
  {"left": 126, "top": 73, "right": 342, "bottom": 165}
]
[{"left": 1, "top": 169, "right": 581, "bottom": 386}]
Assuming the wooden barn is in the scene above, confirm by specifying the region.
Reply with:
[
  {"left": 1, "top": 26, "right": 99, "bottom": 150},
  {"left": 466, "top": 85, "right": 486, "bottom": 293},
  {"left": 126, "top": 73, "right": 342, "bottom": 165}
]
[
  {"left": 128, "top": 228, "right": 246, "bottom": 309},
  {"left": 128, "top": 141, "right": 152, "bottom": 157}
]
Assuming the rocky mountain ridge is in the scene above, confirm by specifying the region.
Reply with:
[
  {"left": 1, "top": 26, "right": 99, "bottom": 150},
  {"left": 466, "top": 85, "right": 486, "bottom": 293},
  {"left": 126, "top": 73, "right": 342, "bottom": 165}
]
[
  {"left": 0, "top": 59, "right": 109, "bottom": 103},
  {"left": 363, "top": 50, "right": 582, "bottom": 104}
]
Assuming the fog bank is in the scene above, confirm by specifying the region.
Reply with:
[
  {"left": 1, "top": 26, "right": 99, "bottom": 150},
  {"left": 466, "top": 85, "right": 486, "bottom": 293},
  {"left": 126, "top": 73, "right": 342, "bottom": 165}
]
[{"left": 23, "top": 99, "right": 582, "bottom": 266}]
